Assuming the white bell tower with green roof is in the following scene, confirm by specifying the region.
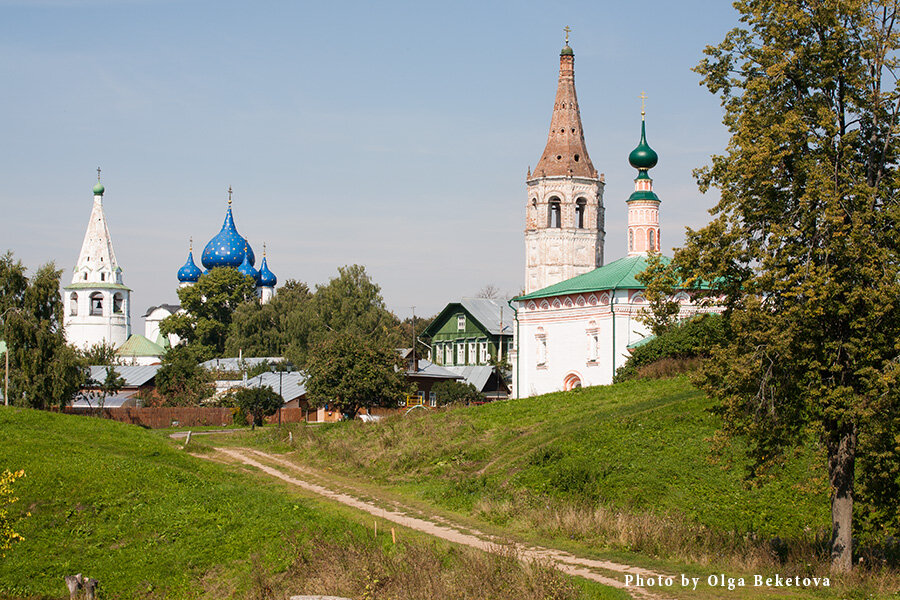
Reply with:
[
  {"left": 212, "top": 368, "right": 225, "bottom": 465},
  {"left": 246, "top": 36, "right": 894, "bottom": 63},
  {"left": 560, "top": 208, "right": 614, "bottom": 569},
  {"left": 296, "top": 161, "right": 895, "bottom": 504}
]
[{"left": 63, "top": 170, "right": 132, "bottom": 350}]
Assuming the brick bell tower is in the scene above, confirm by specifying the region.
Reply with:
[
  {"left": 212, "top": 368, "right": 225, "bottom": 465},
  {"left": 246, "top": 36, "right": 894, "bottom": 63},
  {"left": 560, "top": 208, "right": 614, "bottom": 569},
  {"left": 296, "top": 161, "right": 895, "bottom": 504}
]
[{"left": 524, "top": 30, "right": 605, "bottom": 294}]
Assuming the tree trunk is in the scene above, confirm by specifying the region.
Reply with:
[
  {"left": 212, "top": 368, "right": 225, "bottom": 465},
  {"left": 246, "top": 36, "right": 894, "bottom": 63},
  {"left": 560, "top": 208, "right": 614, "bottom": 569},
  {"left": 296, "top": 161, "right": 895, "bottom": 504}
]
[{"left": 826, "top": 422, "right": 857, "bottom": 572}]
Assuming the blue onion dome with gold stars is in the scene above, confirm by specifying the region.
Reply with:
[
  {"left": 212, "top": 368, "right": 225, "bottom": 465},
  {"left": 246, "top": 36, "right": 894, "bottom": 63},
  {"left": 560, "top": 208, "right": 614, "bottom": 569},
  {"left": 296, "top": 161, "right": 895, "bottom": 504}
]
[
  {"left": 177, "top": 244, "right": 202, "bottom": 283},
  {"left": 237, "top": 246, "right": 259, "bottom": 282},
  {"left": 628, "top": 119, "right": 658, "bottom": 172},
  {"left": 257, "top": 248, "right": 277, "bottom": 288},
  {"left": 201, "top": 191, "right": 255, "bottom": 270}
]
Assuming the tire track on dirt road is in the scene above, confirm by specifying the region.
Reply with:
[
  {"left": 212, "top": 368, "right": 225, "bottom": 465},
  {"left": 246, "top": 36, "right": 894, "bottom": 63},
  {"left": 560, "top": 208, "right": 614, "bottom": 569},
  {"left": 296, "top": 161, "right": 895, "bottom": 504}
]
[{"left": 212, "top": 447, "right": 676, "bottom": 600}]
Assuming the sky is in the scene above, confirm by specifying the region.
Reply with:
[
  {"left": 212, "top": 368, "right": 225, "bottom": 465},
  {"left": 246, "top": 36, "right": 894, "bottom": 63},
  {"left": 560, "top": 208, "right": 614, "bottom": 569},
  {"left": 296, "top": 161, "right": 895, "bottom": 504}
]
[{"left": 0, "top": 0, "right": 739, "bottom": 322}]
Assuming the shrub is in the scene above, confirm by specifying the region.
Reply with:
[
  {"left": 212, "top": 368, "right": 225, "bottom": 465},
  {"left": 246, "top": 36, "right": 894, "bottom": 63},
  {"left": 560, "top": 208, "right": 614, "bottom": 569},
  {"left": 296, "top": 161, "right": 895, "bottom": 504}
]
[
  {"left": 233, "top": 385, "right": 283, "bottom": 428},
  {"left": 431, "top": 380, "right": 485, "bottom": 406},
  {"left": 614, "top": 313, "right": 725, "bottom": 382}
]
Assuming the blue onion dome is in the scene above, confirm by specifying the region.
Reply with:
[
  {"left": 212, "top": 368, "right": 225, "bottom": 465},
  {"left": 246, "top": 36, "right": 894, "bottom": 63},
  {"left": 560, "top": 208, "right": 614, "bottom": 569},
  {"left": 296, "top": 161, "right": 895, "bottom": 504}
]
[
  {"left": 177, "top": 248, "right": 202, "bottom": 283},
  {"left": 201, "top": 205, "right": 255, "bottom": 269},
  {"left": 258, "top": 254, "right": 277, "bottom": 288},
  {"left": 237, "top": 246, "right": 259, "bottom": 282},
  {"left": 629, "top": 119, "right": 658, "bottom": 171}
]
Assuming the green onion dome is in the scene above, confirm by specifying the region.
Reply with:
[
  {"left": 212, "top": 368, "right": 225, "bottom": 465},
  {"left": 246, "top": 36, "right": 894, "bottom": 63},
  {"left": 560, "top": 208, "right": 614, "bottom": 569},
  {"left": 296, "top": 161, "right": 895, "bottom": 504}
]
[
  {"left": 628, "top": 120, "right": 658, "bottom": 171},
  {"left": 560, "top": 44, "right": 574, "bottom": 56},
  {"left": 93, "top": 181, "right": 105, "bottom": 195}
]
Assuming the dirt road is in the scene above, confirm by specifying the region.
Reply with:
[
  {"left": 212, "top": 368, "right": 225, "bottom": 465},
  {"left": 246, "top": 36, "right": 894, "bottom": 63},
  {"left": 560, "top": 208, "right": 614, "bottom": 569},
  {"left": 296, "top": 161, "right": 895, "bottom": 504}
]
[{"left": 211, "top": 447, "right": 676, "bottom": 600}]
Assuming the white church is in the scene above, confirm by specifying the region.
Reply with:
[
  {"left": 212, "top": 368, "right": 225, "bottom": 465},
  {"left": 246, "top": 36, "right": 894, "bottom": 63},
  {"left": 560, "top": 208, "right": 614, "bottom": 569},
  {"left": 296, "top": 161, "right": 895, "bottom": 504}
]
[
  {"left": 510, "top": 40, "right": 704, "bottom": 398},
  {"left": 63, "top": 178, "right": 279, "bottom": 362}
]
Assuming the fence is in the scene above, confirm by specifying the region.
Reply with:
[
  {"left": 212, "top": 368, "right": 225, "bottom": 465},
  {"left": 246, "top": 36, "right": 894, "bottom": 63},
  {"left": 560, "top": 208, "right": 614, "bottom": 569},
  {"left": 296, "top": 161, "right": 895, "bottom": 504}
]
[{"left": 63, "top": 406, "right": 307, "bottom": 429}]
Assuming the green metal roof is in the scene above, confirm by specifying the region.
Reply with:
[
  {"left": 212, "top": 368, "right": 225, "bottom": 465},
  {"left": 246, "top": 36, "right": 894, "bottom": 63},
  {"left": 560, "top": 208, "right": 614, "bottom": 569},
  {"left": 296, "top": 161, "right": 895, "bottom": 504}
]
[
  {"left": 116, "top": 334, "right": 166, "bottom": 357},
  {"left": 627, "top": 334, "right": 656, "bottom": 349},
  {"left": 63, "top": 282, "right": 132, "bottom": 291},
  {"left": 516, "top": 255, "right": 667, "bottom": 301},
  {"left": 627, "top": 190, "right": 660, "bottom": 202}
]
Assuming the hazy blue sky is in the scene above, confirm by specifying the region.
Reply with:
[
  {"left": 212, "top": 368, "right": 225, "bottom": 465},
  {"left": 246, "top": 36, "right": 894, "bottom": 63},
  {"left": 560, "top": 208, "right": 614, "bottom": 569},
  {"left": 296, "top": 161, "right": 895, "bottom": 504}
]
[{"left": 1, "top": 0, "right": 738, "bottom": 321}]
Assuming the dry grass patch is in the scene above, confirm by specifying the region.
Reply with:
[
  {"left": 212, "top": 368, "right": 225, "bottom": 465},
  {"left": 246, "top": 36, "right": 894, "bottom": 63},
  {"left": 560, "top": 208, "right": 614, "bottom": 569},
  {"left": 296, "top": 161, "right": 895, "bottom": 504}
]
[{"left": 262, "top": 528, "right": 582, "bottom": 600}]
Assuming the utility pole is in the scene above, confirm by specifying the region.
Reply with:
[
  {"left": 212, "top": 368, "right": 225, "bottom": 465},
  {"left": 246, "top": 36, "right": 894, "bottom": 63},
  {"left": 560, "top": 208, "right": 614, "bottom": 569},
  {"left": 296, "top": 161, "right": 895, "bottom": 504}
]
[{"left": 1, "top": 307, "right": 22, "bottom": 407}]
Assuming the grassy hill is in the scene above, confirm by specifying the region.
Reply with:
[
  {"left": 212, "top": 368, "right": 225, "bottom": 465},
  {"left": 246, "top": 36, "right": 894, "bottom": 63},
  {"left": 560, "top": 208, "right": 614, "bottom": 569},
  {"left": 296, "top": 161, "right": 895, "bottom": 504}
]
[
  {"left": 0, "top": 407, "right": 605, "bottom": 600},
  {"left": 238, "top": 377, "right": 833, "bottom": 568}
]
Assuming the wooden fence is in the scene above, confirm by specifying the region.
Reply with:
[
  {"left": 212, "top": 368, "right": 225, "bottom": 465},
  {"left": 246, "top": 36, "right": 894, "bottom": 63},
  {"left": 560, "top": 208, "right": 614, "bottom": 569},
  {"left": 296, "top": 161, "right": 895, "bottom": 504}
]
[{"left": 63, "top": 406, "right": 307, "bottom": 429}]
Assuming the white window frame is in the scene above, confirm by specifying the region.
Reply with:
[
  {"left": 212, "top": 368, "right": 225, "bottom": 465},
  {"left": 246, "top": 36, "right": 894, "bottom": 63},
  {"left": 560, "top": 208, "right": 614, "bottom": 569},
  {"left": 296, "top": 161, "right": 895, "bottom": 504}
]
[
  {"left": 457, "top": 314, "right": 466, "bottom": 331},
  {"left": 429, "top": 391, "right": 437, "bottom": 408},
  {"left": 479, "top": 341, "right": 489, "bottom": 364},
  {"left": 435, "top": 345, "right": 443, "bottom": 364},
  {"left": 457, "top": 342, "right": 465, "bottom": 364},
  {"left": 468, "top": 342, "right": 476, "bottom": 365}
]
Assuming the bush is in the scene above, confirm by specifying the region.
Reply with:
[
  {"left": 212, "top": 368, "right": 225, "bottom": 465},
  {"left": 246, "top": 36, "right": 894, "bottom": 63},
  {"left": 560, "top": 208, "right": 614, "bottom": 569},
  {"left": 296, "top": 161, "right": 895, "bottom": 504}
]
[
  {"left": 233, "top": 385, "right": 283, "bottom": 428},
  {"left": 431, "top": 380, "right": 485, "bottom": 406},
  {"left": 614, "top": 313, "right": 725, "bottom": 382}
]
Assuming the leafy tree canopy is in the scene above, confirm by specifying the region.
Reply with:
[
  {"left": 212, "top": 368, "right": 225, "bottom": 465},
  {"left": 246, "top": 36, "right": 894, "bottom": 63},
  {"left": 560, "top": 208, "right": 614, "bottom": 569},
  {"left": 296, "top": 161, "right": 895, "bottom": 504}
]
[
  {"left": 225, "top": 279, "right": 313, "bottom": 358},
  {"left": 635, "top": 252, "right": 681, "bottom": 336},
  {"left": 232, "top": 385, "right": 283, "bottom": 428},
  {"left": 155, "top": 345, "right": 213, "bottom": 406},
  {"left": 431, "top": 380, "right": 485, "bottom": 406},
  {"left": 675, "top": 0, "right": 900, "bottom": 570},
  {"left": 161, "top": 267, "right": 258, "bottom": 358},
  {"left": 0, "top": 252, "right": 85, "bottom": 409},
  {"left": 229, "top": 265, "right": 403, "bottom": 369},
  {"left": 305, "top": 332, "right": 409, "bottom": 419},
  {"left": 77, "top": 341, "right": 119, "bottom": 366}
]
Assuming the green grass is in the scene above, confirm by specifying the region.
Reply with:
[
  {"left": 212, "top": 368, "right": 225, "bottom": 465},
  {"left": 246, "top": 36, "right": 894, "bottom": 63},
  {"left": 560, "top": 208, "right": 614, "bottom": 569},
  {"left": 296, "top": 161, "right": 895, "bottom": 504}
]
[
  {"left": 249, "top": 377, "right": 829, "bottom": 539},
  {"left": 0, "top": 407, "right": 342, "bottom": 598},
  {"left": 216, "top": 377, "right": 900, "bottom": 598},
  {"left": 0, "top": 407, "right": 623, "bottom": 600}
]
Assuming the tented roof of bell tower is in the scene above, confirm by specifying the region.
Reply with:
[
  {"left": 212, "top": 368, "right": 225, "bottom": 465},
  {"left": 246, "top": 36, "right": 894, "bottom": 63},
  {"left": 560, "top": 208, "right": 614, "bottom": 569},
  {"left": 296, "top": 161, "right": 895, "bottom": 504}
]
[
  {"left": 70, "top": 177, "right": 121, "bottom": 285},
  {"left": 532, "top": 43, "right": 598, "bottom": 179}
]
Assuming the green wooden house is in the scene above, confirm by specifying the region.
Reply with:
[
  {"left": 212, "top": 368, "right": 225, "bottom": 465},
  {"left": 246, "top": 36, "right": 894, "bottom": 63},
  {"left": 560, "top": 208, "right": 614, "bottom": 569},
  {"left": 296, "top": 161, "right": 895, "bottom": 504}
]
[{"left": 422, "top": 298, "right": 514, "bottom": 397}]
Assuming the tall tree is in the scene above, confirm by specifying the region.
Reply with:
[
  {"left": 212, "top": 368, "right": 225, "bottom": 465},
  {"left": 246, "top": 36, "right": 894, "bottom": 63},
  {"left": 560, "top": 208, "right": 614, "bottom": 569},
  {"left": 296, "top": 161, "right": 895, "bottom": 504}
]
[
  {"left": 161, "top": 267, "right": 258, "bottom": 358},
  {"left": 635, "top": 252, "right": 681, "bottom": 336},
  {"left": 0, "top": 254, "right": 85, "bottom": 409},
  {"left": 225, "top": 279, "right": 313, "bottom": 358},
  {"left": 679, "top": 0, "right": 900, "bottom": 571},
  {"left": 284, "top": 265, "right": 402, "bottom": 368},
  {"left": 155, "top": 345, "right": 213, "bottom": 406},
  {"left": 305, "top": 333, "right": 409, "bottom": 419}
]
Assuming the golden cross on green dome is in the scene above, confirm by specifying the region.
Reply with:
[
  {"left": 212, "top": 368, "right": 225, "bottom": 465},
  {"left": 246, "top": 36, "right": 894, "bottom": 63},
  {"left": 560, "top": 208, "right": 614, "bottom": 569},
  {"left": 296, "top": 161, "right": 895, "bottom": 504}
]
[
  {"left": 564, "top": 25, "right": 571, "bottom": 45},
  {"left": 640, "top": 91, "right": 648, "bottom": 118}
]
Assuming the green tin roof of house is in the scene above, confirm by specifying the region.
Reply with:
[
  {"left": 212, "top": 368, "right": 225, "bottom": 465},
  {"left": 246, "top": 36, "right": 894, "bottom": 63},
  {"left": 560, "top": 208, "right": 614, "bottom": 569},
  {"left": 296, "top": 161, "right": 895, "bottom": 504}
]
[
  {"left": 63, "top": 282, "right": 132, "bottom": 291},
  {"left": 516, "top": 255, "right": 667, "bottom": 301},
  {"left": 116, "top": 334, "right": 166, "bottom": 357}
]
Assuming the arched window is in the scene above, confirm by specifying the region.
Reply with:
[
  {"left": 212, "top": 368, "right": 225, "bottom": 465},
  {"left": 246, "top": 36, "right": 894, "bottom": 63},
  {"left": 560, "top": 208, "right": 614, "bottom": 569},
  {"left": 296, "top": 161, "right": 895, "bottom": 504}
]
[
  {"left": 113, "top": 293, "right": 124, "bottom": 314},
  {"left": 648, "top": 229, "right": 656, "bottom": 251},
  {"left": 575, "top": 198, "right": 586, "bottom": 228},
  {"left": 89, "top": 292, "right": 103, "bottom": 316},
  {"left": 629, "top": 230, "right": 634, "bottom": 251},
  {"left": 69, "top": 292, "right": 78, "bottom": 316},
  {"left": 548, "top": 198, "right": 561, "bottom": 228}
]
